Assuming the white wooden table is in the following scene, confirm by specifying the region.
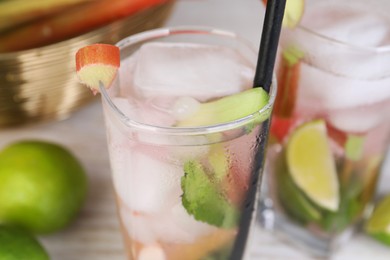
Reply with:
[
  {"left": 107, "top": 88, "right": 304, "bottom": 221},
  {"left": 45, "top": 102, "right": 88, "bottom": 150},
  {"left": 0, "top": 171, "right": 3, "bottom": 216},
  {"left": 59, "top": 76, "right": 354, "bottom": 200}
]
[{"left": 1, "top": 0, "right": 389, "bottom": 259}]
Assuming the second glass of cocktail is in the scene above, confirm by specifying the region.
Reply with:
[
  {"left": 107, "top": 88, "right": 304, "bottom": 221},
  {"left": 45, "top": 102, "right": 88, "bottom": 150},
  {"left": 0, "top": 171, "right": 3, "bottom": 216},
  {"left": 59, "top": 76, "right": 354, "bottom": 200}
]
[
  {"left": 100, "top": 27, "right": 276, "bottom": 260},
  {"left": 262, "top": 0, "right": 390, "bottom": 256}
]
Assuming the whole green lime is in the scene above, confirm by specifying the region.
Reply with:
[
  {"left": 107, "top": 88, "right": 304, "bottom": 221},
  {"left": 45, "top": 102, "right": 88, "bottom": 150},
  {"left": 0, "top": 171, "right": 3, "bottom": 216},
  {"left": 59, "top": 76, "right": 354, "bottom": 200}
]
[
  {"left": 0, "top": 140, "right": 87, "bottom": 234},
  {"left": 0, "top": 225, "right": 49, "bottom": 260}
]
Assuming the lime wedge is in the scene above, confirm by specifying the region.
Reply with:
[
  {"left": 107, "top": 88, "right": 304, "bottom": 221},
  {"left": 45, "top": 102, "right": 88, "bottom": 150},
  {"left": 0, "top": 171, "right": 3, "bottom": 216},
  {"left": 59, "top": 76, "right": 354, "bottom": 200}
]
[
  {"left": 276, "top": 152, "right": 321, "bottom": 223},
  {"left": 286, "top": 120, "right": 339, "bottom": 211},
  {"left": 366, "top": 195, "right": 390, "bottom": 235}
]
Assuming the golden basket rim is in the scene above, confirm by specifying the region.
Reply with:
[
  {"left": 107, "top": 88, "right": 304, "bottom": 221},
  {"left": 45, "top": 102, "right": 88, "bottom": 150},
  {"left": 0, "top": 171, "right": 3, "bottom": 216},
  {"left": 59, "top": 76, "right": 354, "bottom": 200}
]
[
  {"left": 0, "top": 0, "right": 176, "bottom": 127},
  {"left": 0, "top": 1, "right": 175, "bottom": 58}
]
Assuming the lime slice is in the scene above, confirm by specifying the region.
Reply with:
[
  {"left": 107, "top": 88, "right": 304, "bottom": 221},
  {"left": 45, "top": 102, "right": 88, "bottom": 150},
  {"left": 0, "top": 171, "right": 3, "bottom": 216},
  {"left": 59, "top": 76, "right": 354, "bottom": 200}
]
[
  {"left": 286, "top": 120, "right": 339, "bottom": 211},
  {"left": 276, "top": 152, "right": 321, "bottom": 223},
  {"left": 366, "top": 195, "right": 390, "bottom": 235},
  {"left": 366, "top": 194, "right": 390, "bottom": 246}
]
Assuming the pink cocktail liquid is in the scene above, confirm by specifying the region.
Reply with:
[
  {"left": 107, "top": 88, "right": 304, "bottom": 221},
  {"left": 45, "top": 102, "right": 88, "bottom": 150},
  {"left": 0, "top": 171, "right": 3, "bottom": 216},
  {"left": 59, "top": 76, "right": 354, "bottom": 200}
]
[
  {"left": 101, "top": 29, "right": 275, "bottom": 260},
  {"left": 112, "top": 134, "right": 256, "bottom": 260}
]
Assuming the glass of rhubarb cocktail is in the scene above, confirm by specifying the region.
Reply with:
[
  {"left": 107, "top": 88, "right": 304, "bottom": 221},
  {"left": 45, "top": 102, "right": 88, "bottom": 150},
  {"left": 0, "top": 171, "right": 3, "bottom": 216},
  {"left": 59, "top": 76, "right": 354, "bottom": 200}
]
[
  {"left": 263, "top": 0, "right": 390, "bottom": 256},
  {"left": 100, "top": 27, "right": 276, "bottom": 260}
]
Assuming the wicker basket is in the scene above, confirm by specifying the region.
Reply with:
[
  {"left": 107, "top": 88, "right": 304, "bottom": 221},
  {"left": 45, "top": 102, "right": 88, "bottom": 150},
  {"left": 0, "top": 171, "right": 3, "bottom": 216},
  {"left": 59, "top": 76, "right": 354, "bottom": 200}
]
[{"left": 0, "top": 1, "right": 175, "bottom": 127}]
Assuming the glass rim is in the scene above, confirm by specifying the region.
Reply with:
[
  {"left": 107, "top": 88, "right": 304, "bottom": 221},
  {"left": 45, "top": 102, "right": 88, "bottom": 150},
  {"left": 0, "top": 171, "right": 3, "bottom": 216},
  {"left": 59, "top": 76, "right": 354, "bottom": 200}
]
[
  {"left": 100, "top": 26, "right": 277, "bottom": 136},
  {"left": 295, "top": 2, "right": 390, "bottom": 53}
]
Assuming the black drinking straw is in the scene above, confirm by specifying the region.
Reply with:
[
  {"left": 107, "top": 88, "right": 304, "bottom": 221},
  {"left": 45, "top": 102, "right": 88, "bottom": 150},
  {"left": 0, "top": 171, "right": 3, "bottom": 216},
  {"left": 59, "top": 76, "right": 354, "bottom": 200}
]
[
  {"left": 254, "top": 0, "right": 286, "bottom": 92},
  {"left": 230, "top": 0, "right": 286, "bottom": 259}
]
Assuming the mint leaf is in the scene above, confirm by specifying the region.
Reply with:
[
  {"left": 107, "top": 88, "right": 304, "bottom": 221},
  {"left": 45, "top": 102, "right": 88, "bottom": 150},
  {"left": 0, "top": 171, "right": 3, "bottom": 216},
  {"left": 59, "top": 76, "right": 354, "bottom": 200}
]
[{"left": 181, "top": 161, "right": 239, "bottom": 228}]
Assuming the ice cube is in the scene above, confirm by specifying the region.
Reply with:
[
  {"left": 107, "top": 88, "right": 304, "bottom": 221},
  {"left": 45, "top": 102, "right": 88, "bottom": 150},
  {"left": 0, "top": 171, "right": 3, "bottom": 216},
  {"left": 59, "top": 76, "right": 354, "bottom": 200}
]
[
  {"left": 148, "top": 209, "right": 197, "bottom": 244},
  {"left": 327, "top": 99, "right": 390, "bottom": 133},
  {"left": 329, "top": 14, "right": 389, "bottom": 47},
  {"left": 118, "top": 53, "right": 176, "bottom": 127},
  {"left": 303, "top": 4, "right": 390, "bottom": 48},
  {"left": 119, "top": 51, "right": 139, "bottom": 98},
  {"left": 327, "top": 108, "right": 381, "bottom": 133},
  {"left": 119, "top": 206, "right": 157, "bottom": 244},
  {"left": 171, "top": 96, "right": 201, "bottom": 121},
  {"left": 295, "top": 62, "right": 390, "bottom": 112},
  {"left": 282, "top": 3, "right": 390, "bottom": 79},
  {"left": 139, "top": 98, "right": 176, "bottom": 127},
  {"left": 170, "top": 202, "right": 217, "bottom": 240},
  {"left": 109, "top": 95, "right": 176, "bottom": 127},
  {"left": 144, "top": 203, "right": 216, "bottom": 244},
  {"left": 113, "top": 151, "right": 183, "bottom": 213},
  {"left": 105, "top": 98, "right": 138, "bottom": 175},
  {"left": 108, "top": 97, "right": 142, "bottom": 125},
  {"left": 119, "top": 204, "right": 214, "bottom": 244},
  {"left": 281, "top": 29, "right": 390, "bottom": 80},
  {"left": 132, "top": 42, "right": 254, "bottom": 102}
]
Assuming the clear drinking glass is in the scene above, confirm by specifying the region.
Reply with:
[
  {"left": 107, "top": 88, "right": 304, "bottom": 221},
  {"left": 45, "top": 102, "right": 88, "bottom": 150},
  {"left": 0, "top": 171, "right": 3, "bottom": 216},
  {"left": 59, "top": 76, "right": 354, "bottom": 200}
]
[
  {"left": 262, "top": 0, "right": 390, "bottom": 256},
  {"left": 100, "top": 27, "right": 276, "bottom": 260}
]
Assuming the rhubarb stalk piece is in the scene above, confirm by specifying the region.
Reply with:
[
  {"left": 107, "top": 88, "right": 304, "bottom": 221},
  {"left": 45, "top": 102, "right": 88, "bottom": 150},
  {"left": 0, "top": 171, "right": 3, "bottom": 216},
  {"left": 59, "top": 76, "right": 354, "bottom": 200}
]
[
  {"left": 273, "top": 47, "right": 303, "bottom": 118},
  {"left": 75, "top": 43, "right": 120, "bottom": 94}
]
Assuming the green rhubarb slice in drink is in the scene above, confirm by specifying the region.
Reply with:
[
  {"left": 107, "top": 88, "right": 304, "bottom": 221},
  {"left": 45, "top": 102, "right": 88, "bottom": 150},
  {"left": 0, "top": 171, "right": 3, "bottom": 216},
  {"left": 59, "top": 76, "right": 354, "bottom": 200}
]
[
  {"left": 179, "top": 88, "right": 270, "bottom": 228},
  {"left": 176, "top": 88, "right": 269, "bottom": 127},
  {"left": 344, "top": 134, "right": 365, "bottom": 161},
  {"left": 273, "top": 46, "right": 304, "bottom": 119},
  {"left": 208, "top": 144, "right": 230, "bottom": 182},
  {"left": 286, "top": 120, "right": 340, "bottom": 212},
  {"left": 365, "top": 194, "right": 390, "bottom": 246}
]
